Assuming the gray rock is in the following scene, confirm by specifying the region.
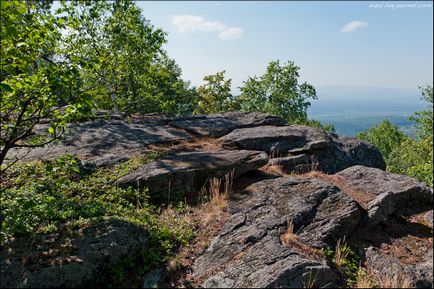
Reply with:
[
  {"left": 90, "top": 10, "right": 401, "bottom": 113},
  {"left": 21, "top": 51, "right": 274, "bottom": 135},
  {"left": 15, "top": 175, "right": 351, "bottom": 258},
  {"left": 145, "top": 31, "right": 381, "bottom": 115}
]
[
  {"left": 219, "top": 125, "right": 386, "bottom": 174},
  {"left": 336, "top": 166, "right": 433, "bottom": 226},
  {"left": 267, "top": 154, "right": 312, "bottom": 173},
  {"left": 168, "top": 112, "right": 286, "bottom": 138},
  {"left": 365, "top": 246, "right": 433, "bottom": 288},
  {"left": 79, "top": 154, "right": 130, "bottom": 171},
  {"left": 142, "top": 267, "right": 164, "bottom": 288},
  {"left": 115, "top": 150, "right": 268, "bottom": 203},
  {"left": 8, "top": 120, "right": 193, "bottom": 164},
  {"left": 0, "top": 219, "right": 148, "bottom": 288},
  {"left": 169, "top": 117, "right": 240, "bottom": 138},
  {"left": 193, "top": 177, "right": 361, "bottom": 287}
]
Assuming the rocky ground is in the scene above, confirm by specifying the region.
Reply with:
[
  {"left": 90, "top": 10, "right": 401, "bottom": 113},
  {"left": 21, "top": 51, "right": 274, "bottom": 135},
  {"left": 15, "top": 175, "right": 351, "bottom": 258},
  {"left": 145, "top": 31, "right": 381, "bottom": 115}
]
[{"left": 1, "top": 111, "right": 432, "bottom": 288}]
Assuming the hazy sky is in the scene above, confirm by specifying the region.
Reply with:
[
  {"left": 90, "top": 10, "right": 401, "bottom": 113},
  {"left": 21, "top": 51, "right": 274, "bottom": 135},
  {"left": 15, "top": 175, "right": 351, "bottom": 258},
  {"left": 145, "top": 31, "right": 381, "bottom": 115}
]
[{"left": 135, "top": 1, "right": 433, "bottom": 93}]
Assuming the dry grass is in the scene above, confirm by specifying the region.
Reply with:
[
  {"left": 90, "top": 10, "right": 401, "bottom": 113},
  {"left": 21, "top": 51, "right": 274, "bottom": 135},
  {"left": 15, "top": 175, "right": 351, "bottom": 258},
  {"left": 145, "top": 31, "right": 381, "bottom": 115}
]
[
  {"left": 376, "top": 271, "right": 413, "bottom": 288},
  {"left": 299, "top": 171, "right": 375, "bottom": 209},
  {"left": 334, "top": 237, "right": 351, "bottom": 268},
  {"left": 264, "top": 153, "right": 322, "bottom": 177},
  {"left": 198, "top": 170, "right": 234, "bottom": 227},
  {"left": 265, "top": 161, "right": 287, "bottom": 176},
  {"left": 353, "top": 268, "right": 377, "bottom": 288},
  {"left": 355, "top": 267, "right": 413, "bottom": 289},
  {"left": 280, "top": 220, "right": 324, "bottom": 261},
  {"left": 147, "top": 136, "right": 222, "bottom": 155}
]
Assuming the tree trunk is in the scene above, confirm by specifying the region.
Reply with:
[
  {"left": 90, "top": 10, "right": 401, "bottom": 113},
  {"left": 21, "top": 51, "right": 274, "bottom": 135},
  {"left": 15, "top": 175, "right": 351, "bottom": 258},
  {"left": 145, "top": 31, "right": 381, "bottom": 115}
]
[{"left": 101, "top": 68, "right": 119, "bottom": 112}]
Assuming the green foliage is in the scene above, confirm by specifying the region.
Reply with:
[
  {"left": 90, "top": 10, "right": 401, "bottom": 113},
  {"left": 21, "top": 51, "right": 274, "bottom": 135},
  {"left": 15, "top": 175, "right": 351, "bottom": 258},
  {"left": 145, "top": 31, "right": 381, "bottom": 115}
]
[
  {"left": 59, "top": 0, "right": 195, "bottom": 115},
  {"left": 409, "top": 85, "right": 433, "bottom": 141},
  {"left": 195, "top": 71, "right": 237, "bottom": 114},
  {"left": 238, "top": 60, "right": 317, "bottom": 123},
  {"left": 324, "top": 242, "right": 360, "bottom": 287},
  {"left": 0, "top": 0, "right": 92, "bottom": 168},
  {"left": 357, "top": 85, "right": 433, "bottom": 186},
  {"left": 357, "top": 119, "right": 408, "bottom": 163},
  {"left": 388, "top": 135, "right": 433, "bottom": 186},
  {"left": 299, "top": 119, "right": 336, "bottom": 133},
  {"left": 1, "top": 152, "right": 194, "bottom": 284},
  {"left": 1, "top": 151, "right": 196, "bottom": 287}
]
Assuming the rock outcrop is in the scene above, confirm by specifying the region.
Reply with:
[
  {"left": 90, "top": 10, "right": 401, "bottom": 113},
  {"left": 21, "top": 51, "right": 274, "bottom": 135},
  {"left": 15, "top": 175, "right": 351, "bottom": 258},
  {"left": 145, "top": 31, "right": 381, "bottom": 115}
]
[
  {"left": 7, "top": 112, "right": 285, "bottom": 168},
  {"left": 169, "top": 112, "right": 286, "bottom": 138},
  {"left": 365, "top": 246, "right": 433, "bottom": 288},
  {"left": 219, "top": 125, "right": 386, "bottom": 174},
  {"left": 116, "top": 150, "right": 268, "bottom": 203},
  {"left": 9, "top": 120, "right": 193, "bottom": 166},
  {"left": 3, "top": 112, "right": 432, "bottom": 288},
  {"left": 193, "top": 177, "right": 362, "bottom": 287},
  {"left": 0, "top": 219, "right": 148, "bottom": 288},
  {"left": 336, "top": 165, "right": 433, "bottom": 226}
]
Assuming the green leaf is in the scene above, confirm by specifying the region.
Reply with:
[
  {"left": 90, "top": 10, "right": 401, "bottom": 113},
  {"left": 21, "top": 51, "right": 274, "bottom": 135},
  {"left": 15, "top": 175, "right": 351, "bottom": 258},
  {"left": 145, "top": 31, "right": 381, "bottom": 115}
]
[{"left": 1, "top": 83, "right": 14, "bottom": 92}]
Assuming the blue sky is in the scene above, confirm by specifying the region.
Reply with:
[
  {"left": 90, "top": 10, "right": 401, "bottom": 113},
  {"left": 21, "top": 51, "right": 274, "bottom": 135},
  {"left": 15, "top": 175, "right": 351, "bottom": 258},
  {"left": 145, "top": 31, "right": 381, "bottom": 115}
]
[{"left": 135, "top": 1, "right": 433, "bottom": 94}]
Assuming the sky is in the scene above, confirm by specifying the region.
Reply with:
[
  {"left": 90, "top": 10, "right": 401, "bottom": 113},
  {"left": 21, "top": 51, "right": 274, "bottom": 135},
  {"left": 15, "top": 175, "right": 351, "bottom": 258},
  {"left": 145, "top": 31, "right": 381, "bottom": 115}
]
[{"left": 134, "top": 1, "right": 433, "bottom": 94}]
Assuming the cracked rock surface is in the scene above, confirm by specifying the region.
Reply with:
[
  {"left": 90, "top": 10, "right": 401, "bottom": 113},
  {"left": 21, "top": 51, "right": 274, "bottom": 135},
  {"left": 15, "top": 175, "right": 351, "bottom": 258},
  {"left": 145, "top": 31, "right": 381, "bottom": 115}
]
[{"left": 193, "top": 177, "right": 362, "bottom": 288}]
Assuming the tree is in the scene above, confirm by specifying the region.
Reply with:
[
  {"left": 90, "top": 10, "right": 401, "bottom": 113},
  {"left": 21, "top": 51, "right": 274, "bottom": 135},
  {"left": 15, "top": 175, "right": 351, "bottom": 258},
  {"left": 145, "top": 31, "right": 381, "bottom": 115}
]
[
  {"left": 302, "top": 119, "right": 335, "bottom": 133},
  {"left": 238, "top": 60, "right": 317, "bottom": 123},
  {"left": 195, "top": 71, "right": 236, "bottom": 114},
  {"left": 409, "top": 85, "right": 433, "bottom": 140},
  {"left": 357, "top": 119, "right": 408, "bottom": 163},
  {"left": 138, "top": 54, "right": 197, "bottom": 115},
  {"left": 388, "top": 85, "right": 433, "bottom": 186},
  {"left": 60, "top": 0, "right": 194, "bottom": 115},
  {"left": 0, "top": 0, "right": 91, "bottom": 171},
  {"left": 358, "top": 85, "right": 433, "bottom": 186}
]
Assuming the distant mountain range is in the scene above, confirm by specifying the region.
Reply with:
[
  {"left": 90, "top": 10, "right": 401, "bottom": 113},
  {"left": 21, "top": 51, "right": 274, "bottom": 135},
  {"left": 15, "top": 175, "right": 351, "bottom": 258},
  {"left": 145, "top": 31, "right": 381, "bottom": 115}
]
[{"left": 308, "top": 86, "right": 427, "bottom": 136}]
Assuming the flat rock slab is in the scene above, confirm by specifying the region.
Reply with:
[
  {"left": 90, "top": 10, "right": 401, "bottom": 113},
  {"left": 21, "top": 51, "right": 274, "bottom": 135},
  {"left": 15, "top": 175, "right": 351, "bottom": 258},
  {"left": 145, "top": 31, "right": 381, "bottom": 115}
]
[
  {"left": 336, "top": 166, "right": 433, "bottom": 226},
  {"left": 0, "top": 219, "right": 148, "bottom": 288},
  {"left": 193, "top": 177, "right": 362, "bottom": 288},
  {"left": 169, "top": 112, "right": 286, "bottom": 138},
  {"left": 219, "top": 125, "right": 386, "bottom": 174},
  {"left": 115, "top": 150, "right": 268, "bottom": 203},
  {"left": 8, "top": 120, "right": 193, "bottom": 165}
]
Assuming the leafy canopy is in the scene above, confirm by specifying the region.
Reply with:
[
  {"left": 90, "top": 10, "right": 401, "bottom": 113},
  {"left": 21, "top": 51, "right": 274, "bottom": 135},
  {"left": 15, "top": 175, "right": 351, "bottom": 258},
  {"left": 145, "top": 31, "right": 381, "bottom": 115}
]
[
  {"left": 195, "top": 71, "right": 237, "bottom": 114},
  {"left": 238, "top": 60, "right": 317, "bottom": 123},
  {"left": 358, "top": 85, "right": 433, "bottom": 186},
  {"left": 59, "top": 0, "right": 195, "bottom": 115},
  {"left": 0, "top": 0, "right": 91, "bottom": 169}
]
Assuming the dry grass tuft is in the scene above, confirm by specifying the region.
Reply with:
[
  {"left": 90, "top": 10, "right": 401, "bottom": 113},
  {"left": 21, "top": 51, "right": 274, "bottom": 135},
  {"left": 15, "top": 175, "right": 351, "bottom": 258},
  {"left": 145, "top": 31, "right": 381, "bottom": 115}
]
[
  {"left": 281, "top": 220, "right": 296, "bottom": 243},
  {"left": 280, "top": 220, "right": 324, "bottom": 261},
  {"left": 334, "top": 237, "right": 351, "bottom": 268},
  {"left": 198, "top": 170, "right": 234, "bottom": 227},
  {"left": 265, "top": 161, "right": 287, "bottom": 176}
]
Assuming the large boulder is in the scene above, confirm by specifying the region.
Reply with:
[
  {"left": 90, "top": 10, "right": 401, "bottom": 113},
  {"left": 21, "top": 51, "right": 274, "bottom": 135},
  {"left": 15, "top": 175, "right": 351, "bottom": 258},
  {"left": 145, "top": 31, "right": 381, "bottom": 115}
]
[
  {"left": 8, "top": 120, "right": 193, "bottom": 165},
  {"left": 336, "top": 166, "right": 433, "bottom": 226},
  {"left": 168, "top": 112, "right": 286, "bottom": 138},
  {"left": 219, "top": 125, "right": 386, "bottom": 174},
  {"left": 115, "top": 150, "right": 269, "bottom": 203},
  {"left": 193, "top": 177, "right": 362, "bottom": 287},
  {"left": 0, "top": 219, "right": 148, "bottom": 288}
]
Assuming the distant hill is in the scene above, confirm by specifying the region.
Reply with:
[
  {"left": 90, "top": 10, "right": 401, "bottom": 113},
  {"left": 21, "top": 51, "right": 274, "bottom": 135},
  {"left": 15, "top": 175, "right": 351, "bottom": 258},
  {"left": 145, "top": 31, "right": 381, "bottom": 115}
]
[{"left": 308, "top": 85, "right": 426, "bottom": 136}]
